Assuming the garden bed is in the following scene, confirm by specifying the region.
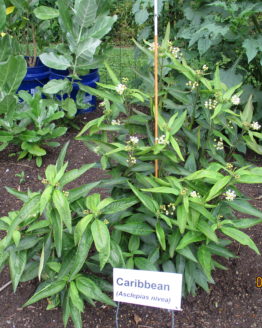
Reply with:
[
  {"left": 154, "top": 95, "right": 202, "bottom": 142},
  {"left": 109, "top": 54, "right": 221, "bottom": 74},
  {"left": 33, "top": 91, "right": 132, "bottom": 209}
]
[{"left": 0, "top": 109, "right": 261, "bottom": 328}]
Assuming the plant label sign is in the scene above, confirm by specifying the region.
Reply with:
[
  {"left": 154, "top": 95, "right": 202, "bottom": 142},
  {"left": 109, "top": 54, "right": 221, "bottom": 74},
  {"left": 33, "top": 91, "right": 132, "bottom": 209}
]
[{"left": 113, "top": 268, "right": 182, "bottom": 310}]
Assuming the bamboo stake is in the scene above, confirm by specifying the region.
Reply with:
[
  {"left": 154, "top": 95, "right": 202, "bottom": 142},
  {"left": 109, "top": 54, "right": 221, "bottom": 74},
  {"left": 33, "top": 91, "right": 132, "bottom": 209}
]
[{"left": 154, "top": 0, "right": 159, "bottom": 178}]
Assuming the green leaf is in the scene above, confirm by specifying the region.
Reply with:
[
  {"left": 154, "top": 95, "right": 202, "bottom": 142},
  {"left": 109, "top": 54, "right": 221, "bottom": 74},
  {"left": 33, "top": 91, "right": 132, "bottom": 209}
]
[
  {"left": 52, "top": 189, "right": 72, "bottom": 233},
  {"left": 12, "top": 230, "right": 21, "bottom": 246},
  {"left": 221, "top": 226, "right": 260, "bottom": 254},
  {"left": 128, "top": 182, "right": 158, "bottom": 213},
  {"left": 156, "top": 222, "right": 166, "bottom": 250},
  {"left": 76, "top": 275, "right": 115, "bottom": 306},
  {"left": 57, "top": 0, "right": 73, "bottom": 34},
  {"left": 240, "top": 95, "right": 253, "bottom": 124},
  {"left": 40, "top": 52, "right": 71, "bottom": 70},
  {"left": 69, "top": 228, "right": 93, "bottom": 278},
  {"left": 0, "top": 55, "right": 27, "bottom": 94},
  {"left": 170, "top": 111, "right": 187, "bottom": 135},
  {"left": 2, "top": 195, "right": 41, "bottom": 249},
  {"left": 176, "top": 231, "right": 205, "bottom": 250},
  {"left": 74, "top": 214, "right": 93, "bottom": 245},
  {"left": 206, "top": 243, "right": 235, "bottom": 259},
  {"left": 102, "top": 197, "right": 138, "bottom": 214},
  {"left": 76, "top": 0, "right": 98, "bottom": 28},
  {"left": 141, "top": 186, "right": 179, "bottom": 195},
  {"left": 91, "top": 220, "right": 110, "bottom": 269},
  {"left": 5, "top": 187, "right": 28, "bottom": 202},
  {"left": 69, "top": 281, "right": 84, "bottom": 313},
  {"left": 134, "top": 257, "right": 158, "bottom": 271},
  {"left": 23, "top": 280, "right": 66, "bottom": 307},
  {"left": 114, "top": 220, "right": 154, "bottom": 236},
  {"left": 197, "top": 220, "right": 218, "bottom": 243},
  {"left": 51, "top": 210, "right": 63, "bottom": 257},
  {"left": 70, "top": 301, "right": 82, "bottom": 328},
  {"left": 206, "top": 176, "right": 231, "bottom": 202},
  {"left": 0, "top": 0, "right": 6, "bottom": 31},
  {"left": 56, "top": 141, "right": 70, "bottom": 171},
  {"left": 229, "top": 218, "right": 262, "bottom": 229},
  {"left": 128, "top": 235, "right": 140, "bottom": 253},
  {"left": 197, "top": 245, "right": 212, "bottom": 280},
  {"left": 9, "top": 250, "right": 27, "bottom": 292},
  {"left": 85, "top": 193, "right": 100, "bottom": 212},
  {"left": 89, "top": 15, "right": 117, "bottom": 39},
  {"left": 227, "top": 199, "right": 262, "bottom": 218},
  {"left": 40, "top": 185, "right": 53, "bottom": 214},
  {"left": 68, "top": 181, "right": 100, "bottom": 203},
  {"left": 59, "top": 163, "right": 96, "bottom": 188},
  {"left": 170, "top": 137, "right": 184, "bottom": 161},
  {"left": 43, "top": 79, "right": 69, "bottom": 94},
  {"left": 177, "top": 246, "right": 198, "bottom": 263},
  {"left": 243, "top": 38, "right": 259, "bottom": 63},
  {"left": 177, "top": 204, "right": 187, "bottom": 234},
  {"left": 33, "top": 6, "right": 59, "bottom": 20}
]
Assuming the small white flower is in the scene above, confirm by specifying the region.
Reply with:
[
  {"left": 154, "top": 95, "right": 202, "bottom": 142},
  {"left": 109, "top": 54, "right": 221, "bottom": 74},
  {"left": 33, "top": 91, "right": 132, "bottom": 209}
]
[
  {"left": 129, "top": 136, "right": 139, "bottom": 144},
  {"left": 231, "top": 95, "right": 240, "bottom": 105},
  {"left": 148, "top": 42, "right": 159, "bottom": 52},
  {"left": 204, "top": 99, "right": 218, "bottom": 110},
  {"left": 190, "top": 191, "right": 200, "bottom": 198},
  {"left": 250, "top": 121, "right": 261, "bottom": 130},
  {"left": 127, "top": 156, "right": 137, "bottom": 165},
  {"left": 115, "top": 84, "right": 127, "bottom": 95},
  {"left": 111, "top": 119, "right": 121, "bottom": 126},
  {"left": 224, "top": 189, "right": 236, "bottom": 201},
  {"left": 214, "top": 138, "right": 224, "bottom": 150},
  {"left": 155, "top": 135, "right": 169, "bottom": 145},
  {"left": 186, "top": 81, "right": 199, "bottom": 90},
  {"left": 202, "top": 65, "right": 208, "bottom": 71}
]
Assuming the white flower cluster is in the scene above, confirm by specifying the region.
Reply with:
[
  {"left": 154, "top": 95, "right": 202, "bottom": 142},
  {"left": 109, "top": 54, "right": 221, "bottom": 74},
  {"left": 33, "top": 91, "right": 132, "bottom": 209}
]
[
  {"left": 202, "top": 65, "right": 208, "bottom": 71},
  {"left": 231, "top": 95, "right": 240, "bottom": 105},
  {"left": 127, "top": 155, "right": 136, "bottom": 165},
  {"left": 214, "top": 138, "right": 224, "bottom": 150},
  {"left": 250, "top": 121, "right": 261, "bottom": 130},
  {"left": 224, "top": 189, "right": 236, "bottom": 201},
  {"left": 204, "top": 99, "right": 218, "bottom": 110},
  {"left": 190, "top": 191, "right": 201, "bottom": 198},
  {"left": 115, "top": 83, "right": 127, "bottom": 95},
  {"left": 111, "top": 119, "right": 121, "bottom": 126},
  {"left": 129, "top": 136, "right": 139, "bottom": 145},
  {"left": 226, "top": 163, "right": 234, "bottom": 170},
  {"left": 186, "top": 81, "right": 199, "bottom": 90},
  {"left": 160, "top": 203, "right": 176, "bottom": 216},
  {"left": 148, "top": 42, "right": 159, "bottom": 52},
  {"left": 155, "top": 135, "right": 169, "bottom": 145}
]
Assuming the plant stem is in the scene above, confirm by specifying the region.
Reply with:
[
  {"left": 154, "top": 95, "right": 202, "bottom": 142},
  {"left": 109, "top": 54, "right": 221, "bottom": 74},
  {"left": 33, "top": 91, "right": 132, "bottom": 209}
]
[{"left": 31, "top": 23, "right": 37, "bottom": 67}]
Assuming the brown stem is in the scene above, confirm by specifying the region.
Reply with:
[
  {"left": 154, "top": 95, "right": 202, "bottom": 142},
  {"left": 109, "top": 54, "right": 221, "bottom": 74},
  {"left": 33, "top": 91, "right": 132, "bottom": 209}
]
[{"left": 31, "top": 23, "right": 37, "bottom": 67}]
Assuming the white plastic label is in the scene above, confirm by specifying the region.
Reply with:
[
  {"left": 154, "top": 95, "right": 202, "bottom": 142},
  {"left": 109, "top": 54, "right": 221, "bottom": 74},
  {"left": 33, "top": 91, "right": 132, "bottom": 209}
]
[{"left": 113, "top": 268, "right": 182, "bottom": 310}]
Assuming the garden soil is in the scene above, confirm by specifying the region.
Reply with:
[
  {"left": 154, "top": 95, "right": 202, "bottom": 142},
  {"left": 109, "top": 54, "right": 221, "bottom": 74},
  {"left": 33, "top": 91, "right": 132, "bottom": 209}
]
[{"left": 0, "top": 109, "right": 261, "bottom": 328}]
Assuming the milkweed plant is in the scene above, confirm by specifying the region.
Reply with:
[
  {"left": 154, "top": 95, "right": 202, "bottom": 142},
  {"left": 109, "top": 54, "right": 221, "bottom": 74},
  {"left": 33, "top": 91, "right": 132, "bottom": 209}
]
[{"left": 1, "top": 28, "right": 262, "bottom": 328}]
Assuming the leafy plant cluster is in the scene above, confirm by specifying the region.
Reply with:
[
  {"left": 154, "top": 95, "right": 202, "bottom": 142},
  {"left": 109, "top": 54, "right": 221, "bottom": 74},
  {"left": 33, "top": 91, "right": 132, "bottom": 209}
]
[
  {"left": 2, "top": 35, "right": 261, "bottom": 327},
  {"left": 0, "top": 46, "right": 68, "bottom": 166},
  {"left": 132, "top": 0, "right": 262, "bottom": 120}
]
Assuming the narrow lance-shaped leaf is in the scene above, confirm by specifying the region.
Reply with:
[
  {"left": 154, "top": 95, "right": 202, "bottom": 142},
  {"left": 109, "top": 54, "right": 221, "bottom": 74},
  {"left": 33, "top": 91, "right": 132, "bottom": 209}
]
[
  {"left": 9, "top": 250, "right": 27, "bottom": 292},
  {"left": 206, "top": 176, "right": 231, "bottom": 202},
  {"left": 52, "top": 189, "right": 72, "bottom": 233},
  {"left": 23, "top": 280, "right": 66, "bottom": 307},
  {"left": 91, "top": 219, "right": 110, "bottom": 270},
  {"left": 221, "top": 226, "right": 260, "bottom": 254}
]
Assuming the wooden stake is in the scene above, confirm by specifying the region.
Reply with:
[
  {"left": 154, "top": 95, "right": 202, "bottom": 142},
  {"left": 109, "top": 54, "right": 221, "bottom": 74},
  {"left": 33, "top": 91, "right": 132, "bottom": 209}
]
[{"left": 154, "top": 0, "right": 159, "bottom": 178}]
